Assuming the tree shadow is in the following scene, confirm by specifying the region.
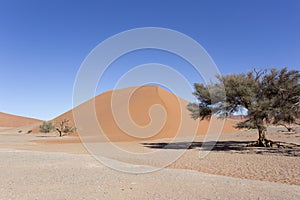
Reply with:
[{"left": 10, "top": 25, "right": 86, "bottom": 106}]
[
  {"left": 142, "top": 140, "right": 300, "bottom": 157},
  {"left": 35, "top": 135, "right": 57, "bottom": 138}
]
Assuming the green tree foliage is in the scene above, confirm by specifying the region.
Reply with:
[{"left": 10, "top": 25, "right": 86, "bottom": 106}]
[
  {"left": 188, "top": 67, "right": 300, "bottom": 147},
  {"left": 39, "top": 121, "right": 55, "bottom": 133}
]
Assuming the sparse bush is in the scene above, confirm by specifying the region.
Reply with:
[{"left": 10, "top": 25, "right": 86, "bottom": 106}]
[
  {"left": 55, "top": 119, "right": 75, "bottom": 137},
  {"left": 27, "top": 130, "right": 32, "bottom": 134},
  {"left": 39, "top": 121, "right": 55, "bottom": 133}
]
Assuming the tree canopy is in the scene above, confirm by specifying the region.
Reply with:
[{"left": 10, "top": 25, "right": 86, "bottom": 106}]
[{"left": 187, "top": 67, "right": 300, "bottom": 147}]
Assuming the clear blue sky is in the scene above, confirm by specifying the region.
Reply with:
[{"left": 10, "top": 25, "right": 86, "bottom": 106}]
[{"left": 0, "top": 0, "right": 299, "bottom": 120}]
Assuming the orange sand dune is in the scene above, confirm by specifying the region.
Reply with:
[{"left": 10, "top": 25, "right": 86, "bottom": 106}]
[
  {"left": 0, "top": 112, "right": 42, "bottom": 128},
  {"left": 35, "top": 86, "right": 240, "bottom": 141}
]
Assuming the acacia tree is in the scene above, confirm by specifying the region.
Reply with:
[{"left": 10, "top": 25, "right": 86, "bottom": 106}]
[
  {"left": 187, "top": 68, "right": 300, "bottom": 147},
  {"left": 266, "top": 69, "right": 300, "bottom": 132},
  {"left": 55, "top": 119, "right": 75, "bottom": 137}
]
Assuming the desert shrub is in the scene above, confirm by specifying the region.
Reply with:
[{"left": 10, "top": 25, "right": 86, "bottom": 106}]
[
  {"left": 55, "top": 119, "right": 76, "bottom": 137},
  {"left": 39, "top": 121, "right": 55, "bottom": 133}
]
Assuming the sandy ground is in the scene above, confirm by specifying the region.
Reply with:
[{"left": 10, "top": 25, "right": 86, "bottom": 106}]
[
  {"left": 32, "top": 86, "right": 240, "bottom": 139},
  {"left": 0, "top": 112, "right": 41, "bottom": 127},
  {"left": 0, "top": 149, "right": 299, "bottom": 200},
  {"left": 0, "top": 126, "right": 299, "bottom": 199}
]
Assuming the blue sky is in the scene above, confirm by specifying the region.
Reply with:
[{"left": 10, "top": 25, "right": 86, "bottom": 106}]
[{"left": 0, "top": 0, "right": 299, "bottom": 120}]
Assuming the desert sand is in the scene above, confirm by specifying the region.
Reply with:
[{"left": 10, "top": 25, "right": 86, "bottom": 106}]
[
  {"left": 33, "top": 86, "right": 240, "bottom": 141},
  {"left": 0, "top": 112, "right": 41, "bottom": 128},
  {"left": 0, "top": 148, "right": 299, "bottom": 200},
  {"left": 0, "top": 126, "right": 299, "bottom": 199},
  {"left": 0, "top": 86, "right": 299, "bottom": 199}
]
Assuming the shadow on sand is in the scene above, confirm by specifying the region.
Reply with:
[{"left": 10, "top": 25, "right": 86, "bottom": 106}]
[
  {"left": 142, "top": 141, "right": 300, "bottom": 157},
  {"left": 35, "top": 135, "right": 57, "bottom": 138}
]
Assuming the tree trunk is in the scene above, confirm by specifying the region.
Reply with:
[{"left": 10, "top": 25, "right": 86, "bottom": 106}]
[
  {"left": 258, "top": 126, "right": 266, "bottom": 141},
  {"left": 282, "top": 124, "right": 293, "bottom": 132},
  {"left": 257, "top": 126, "right": 272, "bottom": 147},
  {"left": 56, "top": 128, "right": 62, "bottom": 137}
]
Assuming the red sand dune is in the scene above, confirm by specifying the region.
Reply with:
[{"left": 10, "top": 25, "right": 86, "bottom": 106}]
[
  {"left": 0, "top": 112, "right": 42, "bottom": 127},
  {"left": 40, "top": 86, "right": 240, "bottom": 142}
]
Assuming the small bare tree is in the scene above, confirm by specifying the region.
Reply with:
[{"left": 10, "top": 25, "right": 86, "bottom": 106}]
[{"left": 55, "top": 119, "right": 75, "bottom": 137}]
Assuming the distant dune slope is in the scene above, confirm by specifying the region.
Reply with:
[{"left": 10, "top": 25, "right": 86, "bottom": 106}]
[
  {"left": 0, "top": 112, "right": 42, "bottom": 127},
  {"left": 34, "top": 86, "right": 240, "bottom": 141}
]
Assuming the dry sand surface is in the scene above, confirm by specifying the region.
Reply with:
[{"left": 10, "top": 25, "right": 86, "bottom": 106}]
[
  {"left": 1, "top": 86, "right": 299, "bottom": 199},
  {"left": 0, "top": 149, "right": 299, "bottom": 200},
  {"left": 0, "top": 126, "right": 299, "bottom": 199},
  {"left": 32, "top": 86, "right": 240, "bottom": 141},
  {"left": 0, "top": 112, "right": 41, "bottom": 127}
]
